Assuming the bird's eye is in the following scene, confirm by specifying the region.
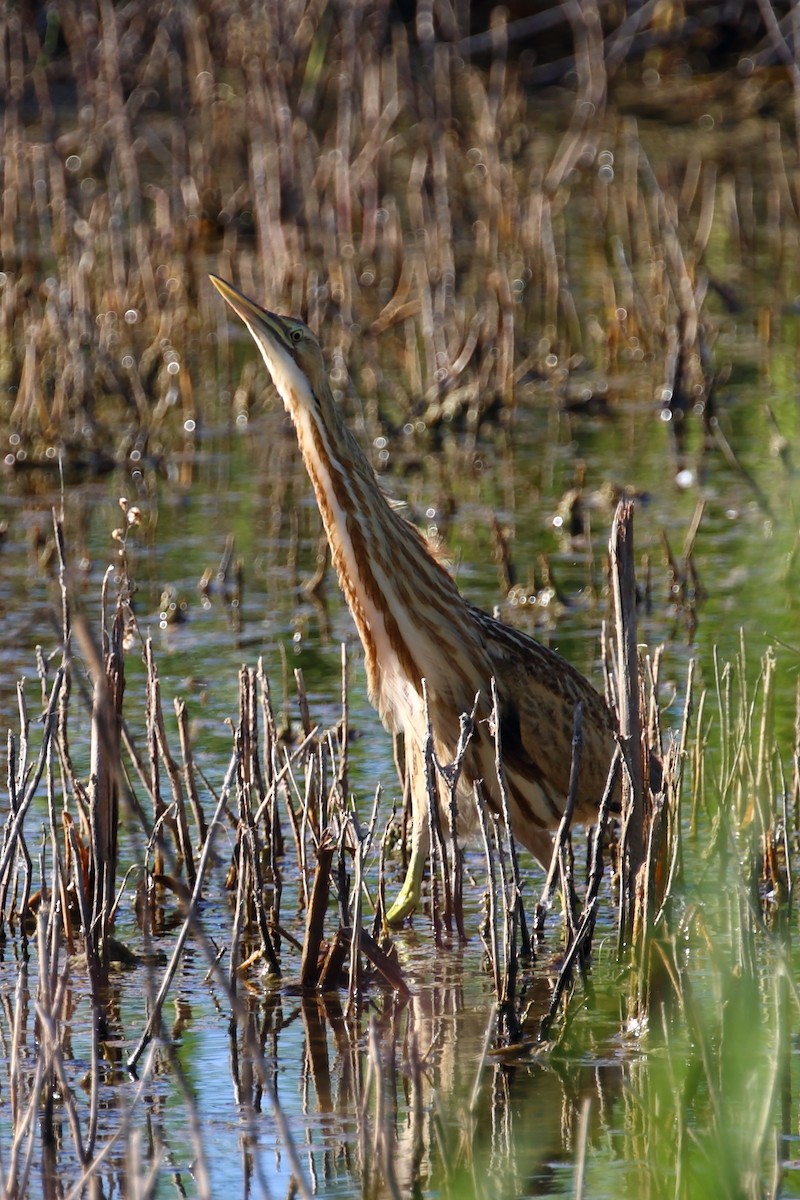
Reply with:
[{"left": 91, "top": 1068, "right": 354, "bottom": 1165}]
[{"left": 290, "top": 328, "right": 303, "bottom": 343}]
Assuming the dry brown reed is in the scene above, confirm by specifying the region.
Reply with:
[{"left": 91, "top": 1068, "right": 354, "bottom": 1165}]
[{"left": 5, "top": 0, "right": 791, "bottom": 488}]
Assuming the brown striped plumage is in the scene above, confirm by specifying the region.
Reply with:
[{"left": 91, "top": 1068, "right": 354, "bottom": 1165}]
[{"left": 210, "top": 276, "right": 619, "bottom": 923}]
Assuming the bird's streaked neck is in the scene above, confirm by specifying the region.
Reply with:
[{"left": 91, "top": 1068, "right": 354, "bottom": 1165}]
[{"left": 210, "top": 274, "right": 477, "bottom": 729}]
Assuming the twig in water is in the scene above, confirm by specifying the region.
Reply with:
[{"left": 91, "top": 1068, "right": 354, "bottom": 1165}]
[
  {"left": 300, "top": 831, "right": 336, "bottom": 989},
  {"left": 0, "top": 670, "right": 65, "bottom": 902},
  {"left": 610, "top": 499, "right": 646, "bottom": 949},
  {"left": 539, "top": 745, "right": 620, "bottom": 1041},
  {"left": 421, "top": 681, "right": 447, "bottom": 945},
  {"left": 535, "top": 701, "right": 584, "bottom": 934},
  {"left": 438, "top": 694, "right": 480, "bottom": 942},
  {"left": 474, "top": 782, "right": 501, "bottom": 1002},
  {"left": 490, "top": 677, "right": 531, "bottom": 966}
]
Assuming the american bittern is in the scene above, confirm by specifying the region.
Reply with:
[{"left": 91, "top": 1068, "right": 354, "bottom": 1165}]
[{"left": 210, "top": 275, "right": 618, "bottom": 924}]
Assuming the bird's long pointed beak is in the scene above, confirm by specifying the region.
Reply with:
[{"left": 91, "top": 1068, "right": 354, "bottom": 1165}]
[{"left": 209, "top": 274, "right": 284, "bottom": 346}]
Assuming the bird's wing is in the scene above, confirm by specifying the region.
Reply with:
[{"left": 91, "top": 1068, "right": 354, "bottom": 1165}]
[{"left": 468, "top": 604, "right": 618, "bottom": 816}]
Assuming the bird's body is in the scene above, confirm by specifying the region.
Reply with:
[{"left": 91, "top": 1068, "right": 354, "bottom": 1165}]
[{"left": 211, "top": 276, "right": 618, "bottom": 923}]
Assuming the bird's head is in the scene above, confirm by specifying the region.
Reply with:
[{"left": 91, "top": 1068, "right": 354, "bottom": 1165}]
[{"left": 209, "top": 275, "right": 331, "bottom": 424}]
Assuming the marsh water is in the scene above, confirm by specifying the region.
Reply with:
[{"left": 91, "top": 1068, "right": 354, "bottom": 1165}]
[
  {"left": 3, "top": 262, "right": 799, "bottom": 1196},
  {"left": 3, "top": 6, "right": 800, "bottom": 1196}
]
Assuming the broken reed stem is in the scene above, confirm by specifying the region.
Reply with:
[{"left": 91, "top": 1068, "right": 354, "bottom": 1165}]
[
  {"left": 228, "top": 828, "right": 248, "bottom": 990},
  {"left": 556, "top": 715, "right": 582, "bottom": 950},
  {"left": 144, "top": 639, "right": 168, "bottom": 878},
  {"left": 338, "top": 642, "right": 349, "bottom": 804},
  {"left": 15, "top": 681, "right": 29, "bottom": 796},
  {"left": 155, "top": 699, "right": 196, "bottom": 891},
  {"left": 237, "top": 668, "right": 281, "bottom": 974},
  {"left": 376, "top": 808, "right": 393, "bottom": 935},
  {"left": 174, "top": 697, "right": 208, "bottom": 844},
  {"left": 474, "top": 782, "right": 502, "bottom": 1001},
  {"left": 536, "top": 701, "right": 583, "bottom": 933},
  {"left": 654, "top": 742, "right": 683, "bottom": 929},
  {"left": 0, "top": 669, "right": 65, "bottom": 897},
  {"left": 294, "top": 667, "right": 312, "bottom": 738},
  {"left": 45, "top": 696, "right": 73, "bottom": 955},
  {"left": 319, "top": 925, "right": 350, "bottom": 991},
  {"left": 143, "top": 638, "right": 200, "bottom": 883},
  {"left": 443, "top": 703, "right": 480, "bottom": 943},
  {"left": 257, "top": 660, "right": 286, "bottom": 908},
  {"left": 491, "top": 812, "right": 520, "bottom": 1036},
  {"left": 346, "top": 794, "right": 383, "bottom": 1015},
  {"left": 539, "top": 746, "right": 620, "bottom": 1040},
  {"left": 346, "top": 843, "right": 363, "bottom": 1014},
  {"left": 300, "top": 832, "right": 336, "bottom": 988},
  {"left": 609, "top": 499, "right": 646, "bottom": 949},
  {"left": 447, "top": 760, "right": 466, "bottom": 939},
  {"left": 71, "top": 601, "right": 125, "bottom": 984},
  {"left": 278, "top": 757, "right": 308, "bottom": 906},
  {"left": 34, "top": 925, "right": 87, "bottom": 1172},
  {"left": 421, "top": 683, "right": 446, "bottom": 944},
  {"left": 1, "top": 729, "right": 31, "bottom": 934},
  {"left": 490, "top": 678, "right": 531, "bottom": 966}
]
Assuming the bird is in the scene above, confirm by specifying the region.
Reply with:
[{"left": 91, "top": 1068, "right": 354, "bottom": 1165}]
[{"left": 210, "top": 275, "right": 619, "bottom": 925}]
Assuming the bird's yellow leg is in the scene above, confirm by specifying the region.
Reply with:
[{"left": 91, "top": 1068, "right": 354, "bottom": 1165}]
[
  {"left": 385, "top": 735, "right": 429, "bottom": 925},
  {"left": 385, "top": 824, "right": 428, "bottom": 924}
]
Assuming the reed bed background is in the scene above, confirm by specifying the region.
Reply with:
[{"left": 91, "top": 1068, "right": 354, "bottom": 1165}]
[
  {"left": 2, "top": 1, "right": 800, "bottom": 1197},
  {"left": 6, "top": 0, "right": 799, "bottom": 474}
]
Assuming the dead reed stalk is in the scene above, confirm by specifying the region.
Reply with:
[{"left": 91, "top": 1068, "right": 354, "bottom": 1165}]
[{"left": 609, "top": 499, "right": 647, "bottom": 945}]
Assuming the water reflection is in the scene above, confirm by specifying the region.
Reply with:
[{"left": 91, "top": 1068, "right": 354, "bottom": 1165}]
[{"left": 212, "top": 958, "right": 630, "bottom": 1199}]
